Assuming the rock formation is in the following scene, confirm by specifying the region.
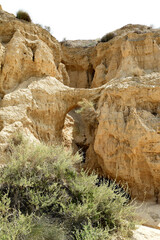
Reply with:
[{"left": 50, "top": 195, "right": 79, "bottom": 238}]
[
  {"left": 1, "top": 8, "right": 160, "bottom": 204},
  {"left": 0, "top": 9, "right": 64, "bottom": 96},
  {"left": 61, "top": 25, "right": 160, "bottom": 201},
  {"left": 92, "top": 74, "right": 160, "bottom": 200},
  {"left": 61, "top": 40, "right": 97, "bottom": 88},
  {"left": 132, "top": 225, "right": 160, "bottom": 240},
  {"left": 0, "top": 75, "right": 102, "bottom": 151}
]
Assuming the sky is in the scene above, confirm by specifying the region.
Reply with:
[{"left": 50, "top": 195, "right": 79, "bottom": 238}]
[{"left": 1, "top": 0, "right": 160, "bottom": 41}]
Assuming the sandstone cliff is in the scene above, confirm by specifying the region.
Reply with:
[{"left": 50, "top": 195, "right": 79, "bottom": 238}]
[
  {"left": 61, "top": 24, "right": 160, "bottom": 89},
  {"left": 0, "top": 9, "right": 67, "bottom": 96},
  {"left": 61, "top": 24, "right": 160, "bottom": 202},
  {"left": 1, "top": 9, "right": 160, "bottom": 205},
  {"left": 93, "top": 74, "right": 160, "bottom": 200}
]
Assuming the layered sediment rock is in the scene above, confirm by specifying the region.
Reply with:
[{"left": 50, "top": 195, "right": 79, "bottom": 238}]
[
  {"left": 61, "top": 40, "right": 96, "bottom": 88},
  {"left": 61, "top": 25, "right": 160, "bottom": 201},
  {"left": 0, "top": 9, "right": 69, "bottom": 96},
  {"left": 62, "top": 24, "right": 160, "bottom": 89},
  {"left": 1, "top": 8, "right": 160, "bottom": 202},
  {"left": 91, "top": 73, "right": 160, "bottom": 200},
  {"left": 0, "top": 76, "right": 101, "bottom": 150}
]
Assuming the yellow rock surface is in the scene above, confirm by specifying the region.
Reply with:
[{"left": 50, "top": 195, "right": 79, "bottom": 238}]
[
  {"left": 92, "top": 74, "right": 160, "bottom": 200},
  {"left": 1, "top": 9, "right": 160, "bottom": 202}
]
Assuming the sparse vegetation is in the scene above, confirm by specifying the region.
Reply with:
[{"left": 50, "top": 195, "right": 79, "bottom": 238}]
[
  {"left": 44, "top": 25, "right": 51, "bottom": 32},
  {"left": 16, "top": 10, "right": 32, "bottom": 22},
  {"left": 76, "top": 98, "right": 98, "bottom": 126},
  {"left": 36, "top": 24, "right": 51, "bottom": 33},
  {"left": 0, "top": 134, "right": 136, "bottom": 239},
  {"left": 76, "top": 98, "right": 95, "bottom": 114},
  {"left": 101, "top": 32, "right": 116, "bottom": 43}
]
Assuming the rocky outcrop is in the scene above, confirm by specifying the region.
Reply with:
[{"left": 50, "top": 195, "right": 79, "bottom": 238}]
[
  {"left": 0, "top": 9, "right": 70, "bottom": 96},
  {"left": 0, "top": 76, "right": 102, "bottom": 152},
  {"left": 0, "top": 10, "right": 102, "bottom": 153},
  {"left": 61, "top": 40, "right": 96, "bottom": 88},
  {"left": 1, "top": 8, "right": 160, "bottom": 202},
  {"left": 61, "top": 25, "right": 160, "bottom": 201},
  {"left": 132, "top": 225, "right": 160, "bottom": 240},
  {"left": 87, "top": 73, "right": 160, "bottom": 201},
  {"left": 61, "top": 24, "right": 160, "bottom": 89}
]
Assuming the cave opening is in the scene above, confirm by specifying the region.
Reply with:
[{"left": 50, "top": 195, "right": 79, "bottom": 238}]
[{"left": 62, "top": 107, "right": 90, "bottom": 163}]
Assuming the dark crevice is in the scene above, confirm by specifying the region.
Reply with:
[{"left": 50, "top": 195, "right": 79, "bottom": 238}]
[
  {"left": 30, "top": 47, "right": 36, "bottom": 62},
  {"left": 152, "top": 112, "right": 158, "bottom": 116},
  {"left": 1, "top": 63, "right": 4, "bottom": 72},
  {"left": 91, "top": 67, "right": 95, "bottom": 81},
  {"left": 0, "top": 119, "right": 4, "bottom": 131},
  {"left": 76, "top": 144, "right": 89, "bottom": 163},
  {"left": 154, "top": 188, "right": 159, "bottom": 204},
  {"left": 87, "top": 64, "right": 95, "bottom": 87}
]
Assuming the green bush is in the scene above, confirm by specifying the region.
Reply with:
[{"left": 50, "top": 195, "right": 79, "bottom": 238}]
[
  {"left": 26, "top": 217, "right": 66, "bottom": 240},
  {"left": 74, "top": 220, "right": 110, "bottom": 240},
  {"left": 101, "top": 32, "right": 116, "bottom": 43},
  {"left": 0, "top": 194, "right": 33, "bottom": 240},
  {"left": 16, "top": 10, "right": 32, "bottom": 22},
  {"left": 0, "top": 135, "right": 136, "bottom": 239}
]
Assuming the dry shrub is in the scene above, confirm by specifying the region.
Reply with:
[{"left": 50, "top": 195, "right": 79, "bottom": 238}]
[
  {"left": 16, "top": 10, "right": 32, "bottom": 22},
  {"left": 101, "top": 32, "right": 116, "bottom": 42}
]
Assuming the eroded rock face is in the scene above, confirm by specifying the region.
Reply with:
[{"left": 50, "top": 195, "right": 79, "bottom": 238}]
[
  {"left": 0, "top": 10, "right": 102, "bottom": 152},
  {"left": 61, "top": 40, "right": 96, "bottom": 88},
  {"left": 60, "top": 25, "right": 160, "bottom": 201},
  {"left": 0, "top": 10, "right": 70, "bottom": 96},
  {"left": 1, "top": 9, "right": 160, "bottom": 202},
  {"left": 90, "top": 73, "right": 160, "bottom": 200},
  {"left": 61, "top": 24, "right": 160, "bottom": 89},
  {"left": 0, "top": 76, "right": 101, "bottom": 151}
]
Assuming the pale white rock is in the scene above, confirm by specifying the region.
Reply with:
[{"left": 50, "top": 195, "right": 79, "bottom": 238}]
[{"left": 132, "top": 225, "right": 160, "bottom": 240}]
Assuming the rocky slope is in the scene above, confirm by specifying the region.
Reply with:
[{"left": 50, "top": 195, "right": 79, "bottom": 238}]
[{"left": 1, "top": 8, "right": 160, "bottom": 207}]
